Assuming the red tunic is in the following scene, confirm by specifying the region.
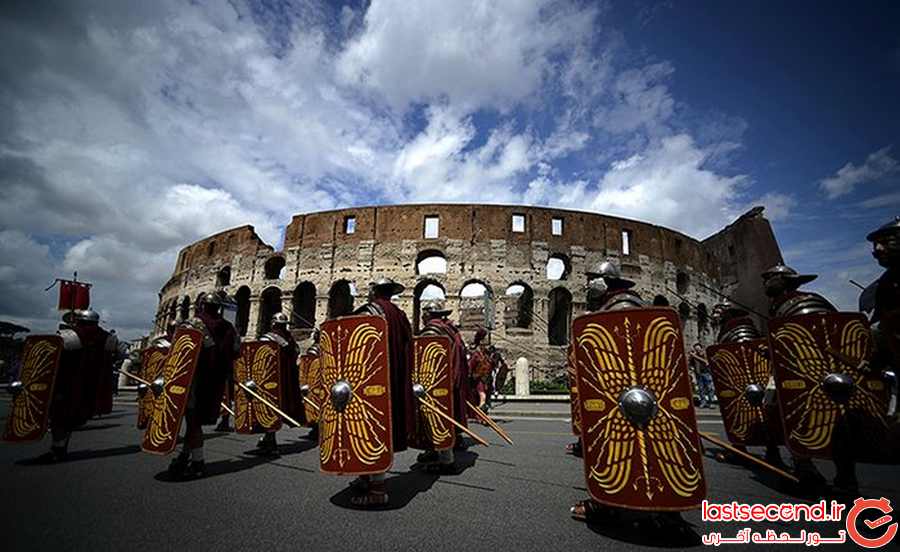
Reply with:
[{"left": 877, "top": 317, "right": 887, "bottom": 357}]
[
  {"left": 426, "top": 318, "right": 470, "bottom": 428},
  {"left": 270, "top": 326, "right": 304, "bottom": 425},
  {"left": 372, "top": 298, "right": 416, "bottom": 452},
  {"left": 51, "top": 325, "right": 114, "bottom": 431}
]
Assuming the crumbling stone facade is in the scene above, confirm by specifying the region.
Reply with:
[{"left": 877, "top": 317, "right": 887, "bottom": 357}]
[{"left": 155, "top": 204, "right": 783, "bottom": 380}]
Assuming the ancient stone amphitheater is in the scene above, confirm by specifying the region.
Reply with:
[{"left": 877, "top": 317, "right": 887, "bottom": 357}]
[{"left": 154, "top": 204, "right": 783, "bottom": 381}]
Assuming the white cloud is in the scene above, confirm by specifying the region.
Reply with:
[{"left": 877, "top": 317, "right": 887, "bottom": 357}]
[
  {"left": 819, "top": 145, "right": 899, "bottom": 199},
  {"left": 751, "top": 192, "right": 797, "bottom": 222}
]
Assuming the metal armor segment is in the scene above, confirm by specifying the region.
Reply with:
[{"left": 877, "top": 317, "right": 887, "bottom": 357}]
[
  {"left": 318, "top": 314, "right": 393, "bottom": 475},
  {"left": 411, "top": 335, "right": 454, "bottom": 451},
  {"left": 137, "top": 346, "right": 169, "bottom": 430},
  {"left": 567, "top": 343, "right": 581, "bottom": 436},
  {"left": 774, "top": 293, "right": 836, "bottom": 318},
  {"left": 769, "top": 312, "right": 888, "bottom": 459},
  {"left": 3, "top": 336, "right": 63, "bottom": 443},
  {"left": 233, "top": 341, "right": 282, "bottom": 434},
  {"left": 573, "top": 308, "right": 706, "bottom": 511},
  {"left": 59, "top": 329, "right": 82, "bottom": 351},
  {"left": 299, "top": 352, "right": 324, "bottom": 425},
  {"left": 141, "top": 328, "right": 203, "bottom": 455},
  {"left": 707, "top": 338, "right": 771, "bottom": 447}
]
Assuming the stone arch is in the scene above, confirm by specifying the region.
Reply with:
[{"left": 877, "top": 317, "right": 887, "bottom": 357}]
[
  {"left": 459, "top": 279, "right": 493, "bottom": 330},
  {"left": 679, "top": 301, "right": 691, "bottom": 321},
  {"left": 653, "top": 294, "right": 670, "bottom": 306},
  {"left": 416, "top": 249, "right": 447, "bottom": 275},
  {"left": 327, "top": 280, "right": 355, "bottom": 319},
  {"left": 505, "top": 282, "right": 534, "bottom": 329},
  {"left": 548, "top": 287, "right": 572, "bottom": 346},
  {"left": 194, "top": 292, "right": 207, "bottom": 317},
  {"left": 235, "top": 286, "right": 251, "bottom": 336},
  {"left": 179, "top": 296, "right": 191, "bottom": 320},
  {"left": 216, "top": 266, "right": 231, "bottom": 287},
  {"left": 696, "top": 302, "right": 709, "bottom": 334},
  {"left": 167, "top": 299, "right": 177, "bottom": 326},
  {"left": 258, "top": 286, "right": 283, "bottom": 335},
  {"left": 413, "top": 279, "right": 446, "bottom": 332},
  {"left": 546, "top": 254, "right": 570, "bottom": 280},
  {"left": 264, "top": 255, "right": 286, "bottom": 280},
  {"left": 291, "top": 282, "right": 316, "bottom": 329},
  {"left": 676, "top": 270, "right": 690, "bottom": 294}
]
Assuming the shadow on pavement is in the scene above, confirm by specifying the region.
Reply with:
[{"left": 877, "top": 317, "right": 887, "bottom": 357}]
[
  {"left": 241, "top": 438, "right": 318, "bottom": 458},
  {"left": 702, "top": 443, "right": 806, "bottom": 499},
  {"left": 153, "top": 454, "right": 275, "bottom": 482},
  {"left": 72, "top": 423, "right": 120, "bottom": 432},
  {"left": 584, "top": 510, "right": 702, "bottom": 548},
  {"left": 16, "top": 444, "right": 141, "bottom": 465},
  {"left": 329, "top": 469, "right": 440, "bottom": 511}
]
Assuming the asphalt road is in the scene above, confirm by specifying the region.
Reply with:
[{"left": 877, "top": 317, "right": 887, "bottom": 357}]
[{"left": 1, "top": 397, "right": 898, "bottom": 551}]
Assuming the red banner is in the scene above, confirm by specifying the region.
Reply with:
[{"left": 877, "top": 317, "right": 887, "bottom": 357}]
[{"left": 57, "top": 280, "right": 91, "bottom": 311}]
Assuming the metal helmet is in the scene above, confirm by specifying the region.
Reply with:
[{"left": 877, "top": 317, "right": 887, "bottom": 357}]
[
  {"left": 201, "top": 292, "right": 225, "bottom": 306},
  {"left": 370, "top": 277, "right": 405, "bottom": 297},
  {"left": 585, "top": 260, "right": 635, "bottom": 290},
  {"left": 271, "top": 312, "right": 290, "bottom": 326},
  {"left": 761, "top": 264, "right": 816, "bottom": 297},
  {"left": 422, "top": 299, "right": 452, "bottom": 319},
  {"left": 73, "top": 309, "right": 100, "bottom": 323},
  {"left": 867, "top": 217, "right": 900, "bottom": 268}
]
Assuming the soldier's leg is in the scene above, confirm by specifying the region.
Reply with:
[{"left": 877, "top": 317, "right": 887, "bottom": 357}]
[
  {"left": 350, "top": 472, "right": 389, "bottom": 507},
  {"left": 566, "top": 437, "right": 582, "bottom": 457},
  {"left": 257, "top": 430, "right": 278, "bottom": 454},
  {"left": 48, "top": 423, "right": 71, "bottom": 461},
  {"left": 831, "top": 417, "right": 858, "bottom": 493},
  {"left": 169, "top": 410, "right": 206, "bottom": 478}
]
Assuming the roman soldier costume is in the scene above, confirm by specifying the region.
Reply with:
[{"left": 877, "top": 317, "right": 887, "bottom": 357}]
[
  {"left": 256, "top": 312, "right": 303, "bottom": 454},
  {"left": 467, "top": 327, "right": 492, "bottom": 411}
]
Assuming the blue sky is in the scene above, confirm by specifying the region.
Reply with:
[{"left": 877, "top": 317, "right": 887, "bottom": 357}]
[{"left": 0, "top": 0, "right": 897, "bottom": 338}]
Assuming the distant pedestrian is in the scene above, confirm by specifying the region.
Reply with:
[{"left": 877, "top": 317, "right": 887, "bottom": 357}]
[{"left": 689, "top": 343, "right": 714, "bottom": 408}]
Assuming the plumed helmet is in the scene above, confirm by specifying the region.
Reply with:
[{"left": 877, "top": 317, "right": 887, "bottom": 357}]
[
  {"left": 370, "top": 277, "right": 405, "bottom": 296},
  {"left": 271, "top": 312, "right": 289, "bottom": 326},
  {"left": 73, "top": 309, "right": 100, "bottom": 323},
  {"left": 200, "top": 292, "right": 225, "bottom": 306},
  {"left": 867, "top": 216, "right": 900, "bottom": 243},
  {"left": 585, "top": 260, "right": 635, "bottom": 289},
  {"left": 761, "top": 264, "right": 817, "bottom": 286},
  {"left": 715, "top": 299, "right": 748, "bottom": 317},
  {"left": 422, "top": 299, "right": 452, "bottom": 318}
]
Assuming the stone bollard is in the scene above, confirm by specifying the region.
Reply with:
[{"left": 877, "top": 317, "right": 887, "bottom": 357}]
[{"left": 515, "top": 357, "right": 529, "bottom": 397}]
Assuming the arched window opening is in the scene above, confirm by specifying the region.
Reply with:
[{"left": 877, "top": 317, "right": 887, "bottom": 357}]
[
  {"left": 292, "top": 282, "right": 316, "bottom": 329},
  {"left": 548, "top": 287, "right": 572, "bottom": 346},
  {"left": 416, "top": 250, "right": 447, "bottom": 275},
  {"left": 546, "top": 254, "right": 570, "bottom": 280},
  {"left": 194, "top": 292, "right": 206, "bottom": 316},
  {"left": 653, "top": 294, "right": 670, "bottom": 306},
  {"left": 679, "top": 301, "right": 691, "bottom": 321},
  {"left": 505, "top": 283, "right": 533, "bottom": 329},
  {"left": 459, "top": 281, "right": 493, "bottom": 330},
  {"left": 168, "top": 300, "right": 177, "bottom": 323},
  {"left": 676, "top": 271, "right": 690, "bottom": 294},
  {"left": 179, "top": 296, "right": 191, "bottom": 320},
  {"left": 217, "top": 266, "right": 231, "bottom": 287},
  {"left": 413, "top": 280, "right": 447, "bottom": 332},
  {"left": 328, "top": 280, "right": 355, "bottom": 319},
  {"left": 697, "top": 303, "right": 709, "bottom": 334},
  {"left": 258, "top": 287, "right": 282, "bottom": 335},
  {"left": 264, "top": 256, "right": 286, "bottom": 280},
  {"left": 235, "top": 286, "right": 251, "bottom": 337}
]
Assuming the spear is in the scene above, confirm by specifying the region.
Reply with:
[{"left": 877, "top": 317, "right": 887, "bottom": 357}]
[
  {"left": 466, "top": 400, "right": 514, "bottom": 445},
  {"left": 116, "top": 369, "right": 234, "bottom": 416},
  {"left": 237, "top": 380, "right": 303, "bottom": 428},
  {"left": 412, "top": 384, "right": 489, "bottom": 447},
  {"left": 699, "top": 431, "right": 799, "bottom": 484}
]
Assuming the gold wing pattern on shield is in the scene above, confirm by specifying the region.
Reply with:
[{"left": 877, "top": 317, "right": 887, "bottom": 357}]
[
  {"left": 711, "top": 347, "right": 765, "bottom": 441},
  {"left": 838, "top": 320, "right": 885, "bottom": 426},
  {"left": 642, "top": 317, "right": 702, "bottom": 499},
  {"left": 252, "top": 344, "right": 280, "bottom": 428},
  {"left": 146, "top": 334, "right": 197, "bottom": 449},
  {"left": 319, "top": 322, "right": 388, "bottom": 469},
  {"left": 8, "top": 339, "right": 60, "bottom": 439},
  {"left": 577, "top": 321, "right": 635, "bottom": 495},
  {"left": 415, "top": 341, "right": 451, "bottom": 444},
  {"left": 234, "top": 354, "right": 250, "bottom": 430}
]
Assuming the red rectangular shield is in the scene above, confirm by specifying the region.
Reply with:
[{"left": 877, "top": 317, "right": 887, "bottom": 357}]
[
  {"left": 769, "top": 311, "right": 887, "bottom": 459},
  {"left": 299, "top": 353, "right": 324, "bottom": 426},
  {"left": 707, "top": 338, "right": 771, "bottom": 447},
  {"left": 137, "top": 346, "right": 169, "bottom": 430},
  {"left": 567, "top": 343, "right": 581, "bottom": 437},
  {"left": 573, "top": 307, "right": 706, "bottom": 511},
  {"left": 3, "top": 335, "right": 63, "bottom": 443},
  {"left": 318, "top": 314, "right": 393, "bottom": 475},
  {"left": 411, "top": 335, "right": 454, "bottom": 451},
  {"left": 234, "top": 341, "right": 283, "bottom": 434},
  {"left": 141, "top": 328, "right": 203, "bottom": 455}
]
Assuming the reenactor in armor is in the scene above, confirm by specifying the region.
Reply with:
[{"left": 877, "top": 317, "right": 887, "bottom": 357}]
[
  {"left": 709, "top": 300, "right": 784, "bottom": 467},
  {"left": 866, "top": 217, "right": 900, "bottom": 371},
  {"left": 467, "top": 327, "right": 492, "bottom": 412},
  {"left": 417, "top": 299, "right": 471, "bottom": 471},
  {"left": 43, "top": 309, "right": 118, "bottom": 461},
  {"left": 168, "top": 293, "right": 240, "bottom": 479},
  {"left": 256, "top": 312, "right": 303, "bottom": 454},
  {"left": 762, "top": 264, "right": 858, "bottom": 493},
  {"left": 349, "top": 277, "right": 415, "bottom": 507}
]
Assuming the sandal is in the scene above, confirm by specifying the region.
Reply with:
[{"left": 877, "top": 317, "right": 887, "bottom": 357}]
[
  {"left": 348, "top": 477, "right": 370, "bottom": 494},
  {"left": 565, "top": 441, "right": 582, "bottom": 457},
  {"left": 570, "top": 500, "right": 601, "bottom": 522},
  {"left": 350, "top": 489, "right": 389, "bottom": 508}
]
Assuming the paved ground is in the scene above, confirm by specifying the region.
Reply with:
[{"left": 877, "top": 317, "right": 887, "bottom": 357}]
[{"left": 1, "top": 396, "right": 897, "bottom": 551}]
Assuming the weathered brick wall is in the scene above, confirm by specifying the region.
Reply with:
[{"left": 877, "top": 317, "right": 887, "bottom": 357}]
[{"left": 156, "top": 204, "right": 782, "bottom": 380}]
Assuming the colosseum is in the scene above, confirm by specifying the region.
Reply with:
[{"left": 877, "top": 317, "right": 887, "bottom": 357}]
[{"left": 154, "top": 204, "right": 783, "bottom": 387}]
